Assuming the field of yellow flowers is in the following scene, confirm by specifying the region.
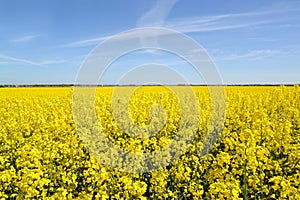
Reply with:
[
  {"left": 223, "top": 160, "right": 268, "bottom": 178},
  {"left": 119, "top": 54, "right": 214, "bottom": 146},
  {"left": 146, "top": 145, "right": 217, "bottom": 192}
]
[{"left": 0, "top": 85, "right": 299, "bottom": 199}]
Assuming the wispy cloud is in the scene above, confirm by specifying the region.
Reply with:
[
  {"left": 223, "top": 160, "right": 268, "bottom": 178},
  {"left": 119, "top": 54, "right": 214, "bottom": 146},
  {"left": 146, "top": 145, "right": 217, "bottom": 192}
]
[
  {"left": 166, "top": 19, "right": 268, "bottom": 33},
  {"left": 217, "top": 49, "right": 281, "bottom": 61},
  {"left": 11, "top": 35, "right": 38, "bottom": 43},
  {"left": 62, "top": 0, "right": 179, "bottom": 48},
  {"left": 0, "top": 54, "right": 66, "bottom": 66},
  {"left": 0, "top": 61, "right": 9, "bottom": 65},
  {"left": 165, "top": 7, "right": 299, "bottom": 33},
  {"left": 137, "top": 0, "right": 178, "bottom": 27},
  {"left": 59, "top": 36, "right": 110, "bottom": 48},
  {"left": 60, "top": 5, "right": 299, "bottom": 48},
  {"left": 60, "top": 29, "right": 174, "bottom": 48}
]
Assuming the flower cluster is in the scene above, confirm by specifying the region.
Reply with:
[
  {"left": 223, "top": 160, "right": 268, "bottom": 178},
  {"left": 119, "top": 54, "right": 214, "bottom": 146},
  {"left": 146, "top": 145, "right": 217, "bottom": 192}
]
[{"left": 0, "top": 85, "right": 299, "bottom": 199}]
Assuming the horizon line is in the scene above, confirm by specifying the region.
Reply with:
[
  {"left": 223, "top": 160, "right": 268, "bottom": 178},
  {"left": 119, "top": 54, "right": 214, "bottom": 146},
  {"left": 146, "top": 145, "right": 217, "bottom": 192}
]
[{"left": 0, "top": 83, "right": 299, "bottom": 88}]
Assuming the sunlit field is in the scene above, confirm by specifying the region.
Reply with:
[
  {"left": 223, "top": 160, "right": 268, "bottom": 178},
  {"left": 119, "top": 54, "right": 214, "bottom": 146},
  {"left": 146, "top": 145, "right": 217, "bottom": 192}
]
[{"left": 0, "top": 86, "right": 299, "bottom": 199}]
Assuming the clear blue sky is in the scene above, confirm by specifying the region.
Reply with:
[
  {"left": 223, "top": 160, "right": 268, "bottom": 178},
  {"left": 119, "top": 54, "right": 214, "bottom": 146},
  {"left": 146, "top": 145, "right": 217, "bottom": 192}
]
[{"left": 0, "top": 0, "right": 299, "bottom": 85}]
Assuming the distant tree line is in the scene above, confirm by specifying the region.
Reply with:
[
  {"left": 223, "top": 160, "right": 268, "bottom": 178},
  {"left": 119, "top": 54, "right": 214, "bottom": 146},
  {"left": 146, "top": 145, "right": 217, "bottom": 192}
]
[{"left": 0, "top": 84, "right": 299, "bottom": 88}]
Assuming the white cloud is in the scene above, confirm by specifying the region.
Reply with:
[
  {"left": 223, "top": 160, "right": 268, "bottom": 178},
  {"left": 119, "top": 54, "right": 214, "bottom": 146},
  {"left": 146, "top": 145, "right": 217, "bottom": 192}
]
[
  {"left": 60, "top": 5, "right": 299, "bottom": 48},
  {"left": 60, "top": 28, "right": 175, "bottom": 48},
  {"left": 61, "top": 0, "right": 178, "bottom": 48},
  {"left": 165, "top": 7, "right": 299, "bottom": 33},
  {"left": 11, "top": 35, "right": 38, "bottom": 43},
  {"left": 0, "top": 61, "right": 9, "bottom": 65},
  {"left": 217, "top": 50, "right": 281, "bottom": 61},
  {"left": 137, "top": 0, "right": 178, "bottom": 27},
  {"left": 0, "top": 53, "right": 66, "bottom": 66},
  {"left": 59, "top": 36, "right": 110, "bottom": 48}
]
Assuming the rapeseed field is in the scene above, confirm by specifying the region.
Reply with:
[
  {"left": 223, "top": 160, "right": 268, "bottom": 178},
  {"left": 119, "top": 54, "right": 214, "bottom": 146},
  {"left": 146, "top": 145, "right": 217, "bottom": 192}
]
[{"left": 0, "top": 86, "right": 299, "bottom": 199}]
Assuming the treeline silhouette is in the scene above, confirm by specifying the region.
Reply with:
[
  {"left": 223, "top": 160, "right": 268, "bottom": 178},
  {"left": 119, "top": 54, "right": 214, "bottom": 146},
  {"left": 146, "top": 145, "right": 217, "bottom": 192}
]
[{"left": 0, "top": 84, "right": 299, "bottom": 88}]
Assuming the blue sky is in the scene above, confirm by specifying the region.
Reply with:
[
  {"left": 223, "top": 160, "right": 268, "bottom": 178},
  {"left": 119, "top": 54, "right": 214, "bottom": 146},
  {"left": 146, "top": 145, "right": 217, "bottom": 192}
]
[{"left": 0, "top": 0, "right": 299, "bottom": 85}]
